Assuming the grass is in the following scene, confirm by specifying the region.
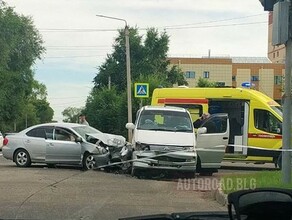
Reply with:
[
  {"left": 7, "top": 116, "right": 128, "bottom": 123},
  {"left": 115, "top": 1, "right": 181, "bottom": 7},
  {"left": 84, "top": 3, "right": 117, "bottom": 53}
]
[{"left": 221, "top": 171, "right": 292, "bottom": 194}]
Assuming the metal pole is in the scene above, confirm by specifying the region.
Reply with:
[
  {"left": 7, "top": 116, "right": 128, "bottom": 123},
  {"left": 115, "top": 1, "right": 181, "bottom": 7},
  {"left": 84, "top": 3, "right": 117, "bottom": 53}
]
[
  {"left": 108, "top": 75, "right": 111, "bottom": 90},
  {"left": 282, "top": 38, "right": 292, "bottom": 184},
  {"left": 125, "top": 26, "right": 133, "bottom": 141},
  {"left": 96, "top": 15, "right": 133, "bottom": 141}
]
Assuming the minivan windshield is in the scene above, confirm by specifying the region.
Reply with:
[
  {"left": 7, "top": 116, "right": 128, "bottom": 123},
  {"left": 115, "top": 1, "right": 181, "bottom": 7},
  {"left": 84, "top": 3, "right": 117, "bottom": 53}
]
[{"left": 137, "top": 109, "right": 193, "bottom": 132}]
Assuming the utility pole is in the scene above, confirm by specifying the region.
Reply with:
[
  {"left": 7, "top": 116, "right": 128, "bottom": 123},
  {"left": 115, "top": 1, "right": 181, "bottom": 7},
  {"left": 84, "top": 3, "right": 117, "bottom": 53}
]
[
  {"left": 282, "top": 0, "right": 292, "bottom": 183},
  {"left": 259, "top": 0, "right": 292, "bottom": 183},
  {"left": 96, "top": 14, "right": 132, "bottom": 141},
  {"left": 283, "top": 38, "right": 292, "bottom": 183},
  {"left": 108, "top": 75, "right": 111, "bottom": 90},
  {"left": 125, "top": 25, "right": 133, "bottom": 141}
]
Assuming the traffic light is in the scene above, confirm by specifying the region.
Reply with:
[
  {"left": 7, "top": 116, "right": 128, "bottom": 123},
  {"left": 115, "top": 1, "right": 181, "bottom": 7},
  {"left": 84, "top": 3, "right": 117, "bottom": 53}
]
[{"left": 259, "top": 0, "right": 279, "bottom": 11}]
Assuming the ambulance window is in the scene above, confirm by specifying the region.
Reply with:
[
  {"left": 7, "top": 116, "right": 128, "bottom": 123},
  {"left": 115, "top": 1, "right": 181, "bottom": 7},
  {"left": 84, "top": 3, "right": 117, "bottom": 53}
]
[{"left": 254, "top": 109, "right": 282, "bottom": 134}]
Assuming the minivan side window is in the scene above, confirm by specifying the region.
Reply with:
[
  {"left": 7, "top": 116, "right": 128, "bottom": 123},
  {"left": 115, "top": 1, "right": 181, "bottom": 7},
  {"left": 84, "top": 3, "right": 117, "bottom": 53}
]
[{"left": 254, "top": 109, "right": 282, "bottom": 134}]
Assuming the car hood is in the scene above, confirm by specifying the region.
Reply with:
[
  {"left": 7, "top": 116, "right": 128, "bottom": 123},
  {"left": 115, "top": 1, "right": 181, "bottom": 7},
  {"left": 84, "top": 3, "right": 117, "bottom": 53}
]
[
  {"left": 86, "top": 132, "right": 126, "bottom": 147},
  {"left": 134, "top": 130, "right": 195, "bottom": 146}
]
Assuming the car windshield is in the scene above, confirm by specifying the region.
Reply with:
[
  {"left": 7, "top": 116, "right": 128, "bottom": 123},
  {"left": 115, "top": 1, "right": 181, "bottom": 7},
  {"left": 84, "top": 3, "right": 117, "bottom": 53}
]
[
  {"left": 137, "top": 109, "right": 193, "bottom": 132},
  {"left": 72, "top": 125, "right": 102, "bottom": 139}
]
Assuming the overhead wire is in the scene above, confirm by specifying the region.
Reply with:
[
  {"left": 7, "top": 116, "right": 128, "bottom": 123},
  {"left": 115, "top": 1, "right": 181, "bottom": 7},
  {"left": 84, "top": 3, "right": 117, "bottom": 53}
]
[
  {"left": 161, "top": 13, "right": 266, "bottom": 28},
  {"left": 44, "top": 55, "right": 105, "bottom": 58},
  {"left": 39, "top": 21, "right": 267, "bottom": 32},
  {"left": 40, "top": 13, "right": 267, "bottom": 59},
  {"left": 38, "top": 13, "right": 268, "bottom": 33}
]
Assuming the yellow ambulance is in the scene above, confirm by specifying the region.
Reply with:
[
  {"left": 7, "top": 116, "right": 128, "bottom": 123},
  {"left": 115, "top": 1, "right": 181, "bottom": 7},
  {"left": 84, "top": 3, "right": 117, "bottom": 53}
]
[{"left": 151, "top": 87, "right": 283, "bottom": 167}]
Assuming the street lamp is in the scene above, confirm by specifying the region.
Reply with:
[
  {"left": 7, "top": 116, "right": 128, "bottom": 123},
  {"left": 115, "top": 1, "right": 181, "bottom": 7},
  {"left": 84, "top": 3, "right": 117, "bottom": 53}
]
[{"left": 96, "top": 14, "right": 133, "bottom": 141}]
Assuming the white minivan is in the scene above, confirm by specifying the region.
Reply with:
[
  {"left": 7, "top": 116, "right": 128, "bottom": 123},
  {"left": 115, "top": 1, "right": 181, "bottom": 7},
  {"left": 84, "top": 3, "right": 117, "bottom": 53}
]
[
  {"left": 126, "top": 106, "right": 197, "bottom": 177},
  {"left": 126, "top": 106, "right": 229, "bottom": 176}
]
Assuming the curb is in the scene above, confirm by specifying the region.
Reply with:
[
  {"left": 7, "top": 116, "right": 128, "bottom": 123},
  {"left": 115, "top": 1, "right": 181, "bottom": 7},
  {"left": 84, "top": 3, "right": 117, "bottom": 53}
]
[{"left": 211, "top": 186, "right": 227, "bottom": 206}]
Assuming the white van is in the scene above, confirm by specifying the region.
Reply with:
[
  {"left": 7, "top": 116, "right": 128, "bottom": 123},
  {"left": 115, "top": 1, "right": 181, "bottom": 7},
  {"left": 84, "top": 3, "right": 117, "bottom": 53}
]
[
  {"left": 126, "top": 105, "right": 230, "bottom": 176},
  {"left": 126, "top": 106, "right": 197, "bottom": 177}
]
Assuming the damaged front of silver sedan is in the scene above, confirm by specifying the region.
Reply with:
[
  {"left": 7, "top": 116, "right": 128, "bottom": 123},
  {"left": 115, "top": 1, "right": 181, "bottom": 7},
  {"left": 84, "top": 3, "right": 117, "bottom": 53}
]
[
  {"left": 2, "top": 123, "right": 132, "bottom": 171},
  {"left": 82, "top": 131, "right": 132, "bottom": 171}
]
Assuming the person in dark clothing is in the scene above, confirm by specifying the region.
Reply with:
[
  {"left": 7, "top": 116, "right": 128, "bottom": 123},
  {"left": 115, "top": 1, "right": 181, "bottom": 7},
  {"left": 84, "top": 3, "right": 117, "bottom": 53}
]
[{"left": 193, "top": 113, "right": 210, "bottom": 128}]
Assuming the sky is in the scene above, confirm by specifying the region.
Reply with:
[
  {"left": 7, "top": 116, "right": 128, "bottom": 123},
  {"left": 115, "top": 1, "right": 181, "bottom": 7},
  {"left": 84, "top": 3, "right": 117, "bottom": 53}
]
[{"left": 5, "top": 0, "right": 269, "bottom": 122}]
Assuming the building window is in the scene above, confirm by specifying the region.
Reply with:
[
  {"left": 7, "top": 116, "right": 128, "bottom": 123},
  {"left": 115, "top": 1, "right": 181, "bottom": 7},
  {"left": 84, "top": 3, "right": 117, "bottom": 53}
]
[
  {"left": 203, "top": 71, "right": 209, "bottom": 78},
  {"left": 273, "top": 53, "right": 275, "bottom": 58},
  {"left": 185, "top": 71, "right": 195, "bottom": 78},
  {"left": 251, "top": 76, "right": 259, "bottom": 81},
  {"left": 277, "top": 51, "right": 279, "bottom": 57},
  {"left": 232, "top": 76, "right": 236, "bottom": 81},
  {"left": 274, "top": 75, "right": 283, "bottom": 85}
]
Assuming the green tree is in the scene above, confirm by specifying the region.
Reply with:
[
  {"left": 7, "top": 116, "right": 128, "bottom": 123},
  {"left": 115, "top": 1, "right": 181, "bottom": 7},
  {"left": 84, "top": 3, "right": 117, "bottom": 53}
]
[
  {"left": 93, "top": 27, "right": 187, "bottom": 91},
  {"left": 85, "top": 88, "right": 122, "bottom": 135},
  {"left": 16, "top": 82, "right": 53, "bottom": 130},
  {"left": 87, "top": 27, "right": 188, "bottom": 135},
  {"left": 196, "top": 77, "right": 217, "bottom": 87},
  {"left": 62, "top": 107, "right": 83, "bottom": 123},
  {"left": 0, "top": 2, "right": 46, "bottom": 132}
]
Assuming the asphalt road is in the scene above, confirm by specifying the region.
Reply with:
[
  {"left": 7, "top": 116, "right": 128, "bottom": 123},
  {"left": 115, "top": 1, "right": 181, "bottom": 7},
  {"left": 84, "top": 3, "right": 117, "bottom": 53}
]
[{"left": 0, "top": 153, "right": 228, "bottom": 220}]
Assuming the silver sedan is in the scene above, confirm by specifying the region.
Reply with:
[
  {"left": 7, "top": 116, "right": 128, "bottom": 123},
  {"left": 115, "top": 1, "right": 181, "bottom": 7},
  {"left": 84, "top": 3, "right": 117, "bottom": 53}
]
[{"left": 2, "top": 123, "right": 126, "bottom": 170}]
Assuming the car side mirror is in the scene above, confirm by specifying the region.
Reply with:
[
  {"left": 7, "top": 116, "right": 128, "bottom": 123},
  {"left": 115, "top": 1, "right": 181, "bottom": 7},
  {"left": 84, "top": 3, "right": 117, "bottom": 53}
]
[
  {"left": 75, "top": 137, "right": 83, "bottom": 143},
  {"left": 126, "top": 123, "right": 135, "bottom": 130},
  {"left": 197, "top": 127, "right": 207, "bottom": 134}
]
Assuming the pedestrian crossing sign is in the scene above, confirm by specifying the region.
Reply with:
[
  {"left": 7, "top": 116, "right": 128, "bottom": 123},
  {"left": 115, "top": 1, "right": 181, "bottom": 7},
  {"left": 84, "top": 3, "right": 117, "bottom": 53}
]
[{"left": 134, "top": 83, "right": 149, "bottom": 98}]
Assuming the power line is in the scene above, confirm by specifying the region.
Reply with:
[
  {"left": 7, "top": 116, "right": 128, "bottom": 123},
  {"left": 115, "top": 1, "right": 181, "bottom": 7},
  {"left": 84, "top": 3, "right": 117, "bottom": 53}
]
[
  {"left": 39, "top": 28, "right": 119, "bottom": 32},
  {"left": 46, "top": 48, "right": 111, "bottom": 51},
  {"left": 162, "top": 13, "right": 266, "bottom": 28},
  {"left": 39, "top": 21, "right": 267, "bottom": 33},
  {"left": 46, "top": 45, "right": 111, "bottom": 48},
  {"left": 49, "top": 96, "right": 87, "bottom": 100},
  {"left": 38, "top": 13, "right": 268, "bottom": 33},
  {"left": 164, "top": 21, "right": 267, "bottom": 30},
  {"left": 45, "top": 55, "right": 106, "bottom": 58}
]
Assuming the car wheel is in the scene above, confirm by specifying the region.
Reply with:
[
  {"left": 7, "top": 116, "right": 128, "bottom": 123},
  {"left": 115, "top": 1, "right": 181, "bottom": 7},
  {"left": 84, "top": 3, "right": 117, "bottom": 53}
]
[
  {"left": 14, "top": 149, "right": 31, "bottom": 167},
  {"left": 82, "top": 153, "right": 96, "bottom": 170}
]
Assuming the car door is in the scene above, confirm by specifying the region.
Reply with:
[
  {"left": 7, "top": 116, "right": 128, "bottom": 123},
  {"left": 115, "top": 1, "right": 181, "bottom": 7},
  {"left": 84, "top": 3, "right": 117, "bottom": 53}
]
[
  {"left": 24, "top": 126, "right": 49, "bottom": 162},
  {"left": 45, "top": 127, "right": 81, "bottom": 164},
  {"left": 196, "top": 113, "right": 229, "bottom": 169}
]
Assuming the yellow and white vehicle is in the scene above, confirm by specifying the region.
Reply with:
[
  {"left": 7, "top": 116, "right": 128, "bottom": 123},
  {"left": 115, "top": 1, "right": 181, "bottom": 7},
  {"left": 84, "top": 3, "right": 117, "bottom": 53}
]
[{"left": 151, "top": 87, "right": 283, "bottom": 167}]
